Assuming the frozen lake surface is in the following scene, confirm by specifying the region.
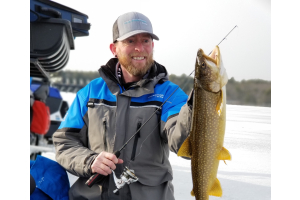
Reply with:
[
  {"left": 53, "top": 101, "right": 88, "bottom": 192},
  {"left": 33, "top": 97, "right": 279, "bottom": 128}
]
[
  {"left": 43, "top": 92, "right": 271, "bottom": 200},
  {"left": 170, "top": 105, "right": 271, "bottom": 200}
]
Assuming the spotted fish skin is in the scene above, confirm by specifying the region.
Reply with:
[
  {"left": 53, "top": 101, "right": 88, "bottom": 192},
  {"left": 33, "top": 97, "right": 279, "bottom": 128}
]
[{"left": 177, "top": 46, "right": 231, "bottom": 200}]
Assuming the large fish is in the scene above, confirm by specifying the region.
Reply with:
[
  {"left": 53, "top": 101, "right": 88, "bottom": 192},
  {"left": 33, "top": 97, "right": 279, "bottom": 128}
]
[{"left": 177, "top": 46, "right": 231, "bottom": 200}]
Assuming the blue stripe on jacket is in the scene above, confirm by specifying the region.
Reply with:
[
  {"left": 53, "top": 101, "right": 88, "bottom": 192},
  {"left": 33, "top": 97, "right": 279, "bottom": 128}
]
[
  {"left": 131, "top": 81, "right": 188, "bottom": 122},
  {"left": 59, "top": 78, "right": 187, "bottom": 129},
  {"left": 58, "top": 78, "right": 116, "bottom": 129},
  {"left": 157, "top": 81, "right": 187, "bottom": 122}
]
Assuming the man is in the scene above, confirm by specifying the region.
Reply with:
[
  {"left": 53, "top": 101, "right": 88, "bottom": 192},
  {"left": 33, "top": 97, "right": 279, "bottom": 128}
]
[{"left": 53, "top": 12, "right": 193, "bottom": 200}]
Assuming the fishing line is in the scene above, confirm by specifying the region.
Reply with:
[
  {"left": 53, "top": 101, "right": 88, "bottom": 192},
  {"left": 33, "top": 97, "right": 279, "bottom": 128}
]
[
  {"left": 168, "top": 26, "right": 238, "bottom": 101},
  {"left": 164, "top": 69, "right": 196, "bottom": 105},
  {"left": 211, "top": 25, "right": 238, "bottom": 54}
]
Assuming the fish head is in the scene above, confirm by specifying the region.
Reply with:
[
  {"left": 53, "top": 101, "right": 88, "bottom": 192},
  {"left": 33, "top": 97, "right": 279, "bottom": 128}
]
[{"left": 195, "top": 46, "right": 228, "bottom": 92}]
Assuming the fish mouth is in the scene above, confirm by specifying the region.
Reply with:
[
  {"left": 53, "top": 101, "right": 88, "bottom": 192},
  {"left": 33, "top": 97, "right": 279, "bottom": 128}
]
[
  {"left": 196, "top": 46, "right": 228, "bottom": 93},
  {"left": 195, "top": 47, "right": 223, "bottom": 92},
  {"left": 196, "top": 49, "right": 218, "bottom": 67},
  {"left": 197, "top": 48, "right": 204, "bottom": 58}
]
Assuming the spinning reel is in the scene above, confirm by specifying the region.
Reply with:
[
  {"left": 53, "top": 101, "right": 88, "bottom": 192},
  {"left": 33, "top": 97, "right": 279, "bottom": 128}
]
[{"left": 112, "top": 166, "right": 138, "bottom": 194}]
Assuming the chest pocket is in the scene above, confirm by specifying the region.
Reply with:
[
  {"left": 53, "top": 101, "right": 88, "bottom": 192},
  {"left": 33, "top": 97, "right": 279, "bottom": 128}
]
[
  {"left": 86, "top": 99, "right": 117, "bottom": 153},
  {"left": 130, "top": 121, "right": 142, "bottom": 161}
]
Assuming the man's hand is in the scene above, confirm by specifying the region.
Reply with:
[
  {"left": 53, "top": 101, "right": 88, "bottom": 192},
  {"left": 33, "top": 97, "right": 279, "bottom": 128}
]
[{"left": 91, "top": 151, "right": 124, "bottom": 175}]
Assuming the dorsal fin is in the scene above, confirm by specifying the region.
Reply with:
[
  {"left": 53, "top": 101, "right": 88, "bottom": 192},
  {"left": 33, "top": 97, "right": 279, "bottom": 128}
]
[
  {"left": 217, "top": 147, "right": 232, "bottom": 161},
  {"left": 191, "top": 188, "right": 195, "bottom": 196},
  {"left": 177, "top": 136, "right": 192, "bottom": 158}
]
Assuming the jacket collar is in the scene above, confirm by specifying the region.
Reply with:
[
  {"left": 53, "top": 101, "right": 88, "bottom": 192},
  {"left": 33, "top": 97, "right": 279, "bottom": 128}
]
[{"left": 98, "top": 58, "right": 169, "bottom": 97}]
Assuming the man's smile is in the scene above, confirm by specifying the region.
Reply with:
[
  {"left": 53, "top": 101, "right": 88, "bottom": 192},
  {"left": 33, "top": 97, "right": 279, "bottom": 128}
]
[{"left": 132, "top": 56, "right": 145, "bottom": 60}]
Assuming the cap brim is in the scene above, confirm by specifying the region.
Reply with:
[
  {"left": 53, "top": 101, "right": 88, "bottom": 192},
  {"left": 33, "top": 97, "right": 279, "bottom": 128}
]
[{"left": 116, "top": 30, "right": 159, "bottom": 41}]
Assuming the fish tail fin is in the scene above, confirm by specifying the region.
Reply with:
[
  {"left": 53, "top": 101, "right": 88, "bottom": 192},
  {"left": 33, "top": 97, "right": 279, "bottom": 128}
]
[
  {"left": 191, "top": 188, "right": 195, "bottom": 196},
  {"left": 177, "top": 136, "right": 192, "bottom": 158},
  {"left": 209, "top": 178, "right": 222, "bottom": 197},
  {"left": 216, "top": 90, "right": 223, "bottom": 116},
  {"left": 217, "top": 147, "right": 232, "bottom": 161}
]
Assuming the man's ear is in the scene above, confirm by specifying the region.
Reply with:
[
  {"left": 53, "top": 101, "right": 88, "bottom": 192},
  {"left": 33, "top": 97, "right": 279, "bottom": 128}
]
[{"left": 110, "top": 43, "right": 117, "bottom": 57}]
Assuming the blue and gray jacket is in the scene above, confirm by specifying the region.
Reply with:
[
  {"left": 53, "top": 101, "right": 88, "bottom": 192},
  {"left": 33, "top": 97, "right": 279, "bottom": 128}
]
[{"left": 53, "top": 58, "right": 192, "bottom": 199}]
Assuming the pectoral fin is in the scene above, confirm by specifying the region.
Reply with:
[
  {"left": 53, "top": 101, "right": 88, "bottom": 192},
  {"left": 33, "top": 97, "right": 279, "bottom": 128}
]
[
  {"left": 209, "top": 178, "right": 222, "bottom": 197},
  {"left": 216, "top": 90, "right": 223, "bottom": 116},
  {"left": 217, "top": 147, "right": 232, "bottom": 161},
  {"left": 177, "top": 136, "right": 192, "bottom": 158}
]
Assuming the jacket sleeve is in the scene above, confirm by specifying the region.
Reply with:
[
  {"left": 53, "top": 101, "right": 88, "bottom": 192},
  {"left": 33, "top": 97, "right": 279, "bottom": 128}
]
[
  {"left": 160, "top": 83, "right": 193, "bottom": 154},
  {"left": 52, "top": 89, "right": 98, "bottom": 177}
]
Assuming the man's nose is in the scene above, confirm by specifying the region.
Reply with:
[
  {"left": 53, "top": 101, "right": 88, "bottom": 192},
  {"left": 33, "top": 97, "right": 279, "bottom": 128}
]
[{"left": 134, "top": 42, "right": 144, "bottom": 52}]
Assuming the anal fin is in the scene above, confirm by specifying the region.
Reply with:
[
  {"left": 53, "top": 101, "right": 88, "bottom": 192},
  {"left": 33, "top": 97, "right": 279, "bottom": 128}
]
[
  {"left": 209, "top": 178, "right": 222, "bottom": 197},
  {"left": 177, "top": 136, "right": 192, "bottom": 158},
  {"left": 191, "top": 188, "right": 195, "bottom": 196},
  {"left": 217, "top": 147, "right": 232, "bottom": 161}
]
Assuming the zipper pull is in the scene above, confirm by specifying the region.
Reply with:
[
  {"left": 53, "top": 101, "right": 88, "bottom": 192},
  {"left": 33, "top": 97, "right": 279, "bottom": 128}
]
[
  {"left": 86, "top": 101, "right": 95, "bottom": 108},
  {"left": 136, "top": 122, "right": 141, "bottom": 138},
  {"left": 103, "top": 120, "right": 107, "bottom": 151}
]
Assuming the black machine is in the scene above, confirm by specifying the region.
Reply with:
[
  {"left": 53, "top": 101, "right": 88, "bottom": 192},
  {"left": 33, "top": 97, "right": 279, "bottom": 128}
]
[
  {"left": 30, "top": 0, "right": 91, "bottom": 159},
  {"left": 30, "top": 0, "right": 91, "bottom": 79}
]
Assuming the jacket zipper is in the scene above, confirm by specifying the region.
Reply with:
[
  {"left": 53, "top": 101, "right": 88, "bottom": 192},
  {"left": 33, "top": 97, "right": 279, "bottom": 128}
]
[
  {"left": 102, "top": 65, "right": 125, "bottom": 93},
  {"left": 103, "top": 120, "right": 107, "bottom": 151},
  {"left": 131, "top": 122, "right": 142, "bottom": 161}
]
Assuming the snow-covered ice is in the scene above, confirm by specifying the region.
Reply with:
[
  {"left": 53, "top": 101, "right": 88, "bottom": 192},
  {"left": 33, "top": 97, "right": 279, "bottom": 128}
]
[
  {"left": 42, "top": 92, "right": 271, "bottom": 200},
  {"left": 170, "top": 105, "right": 271, "bottom": 200}
]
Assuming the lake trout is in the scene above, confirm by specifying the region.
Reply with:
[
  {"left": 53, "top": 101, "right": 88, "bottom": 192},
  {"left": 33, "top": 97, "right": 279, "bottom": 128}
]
[{"left": 177, "top": 46, "right": 231, "bottom": 200}]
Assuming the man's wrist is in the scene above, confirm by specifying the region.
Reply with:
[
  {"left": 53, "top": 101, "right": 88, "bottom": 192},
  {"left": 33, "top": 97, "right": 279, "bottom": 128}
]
[{"left": 87, "top": 153, "right": 99, "bottom": 175}]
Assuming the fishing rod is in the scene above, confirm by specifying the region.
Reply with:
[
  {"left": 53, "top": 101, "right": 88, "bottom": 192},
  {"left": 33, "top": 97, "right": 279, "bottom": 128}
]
[
  {"left": 85, "top": 25, "right": 238, "bottom": 188},
  {"left": 208, "top": 25, "right": 238, "bottom": 56}
]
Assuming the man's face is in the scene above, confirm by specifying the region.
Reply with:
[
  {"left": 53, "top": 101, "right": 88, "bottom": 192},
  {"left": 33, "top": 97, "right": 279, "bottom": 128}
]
[{"left": 114, "top": 33, "right": 154, "bottom": 77}]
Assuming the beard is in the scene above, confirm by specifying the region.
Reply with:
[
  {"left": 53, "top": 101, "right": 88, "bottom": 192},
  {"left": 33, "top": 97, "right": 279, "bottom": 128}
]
[{"left": 117, "top": 52, "right": 154, "bottom": 77}]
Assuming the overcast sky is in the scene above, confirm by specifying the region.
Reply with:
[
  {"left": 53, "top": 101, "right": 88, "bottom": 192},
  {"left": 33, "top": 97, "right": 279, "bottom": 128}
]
[{"left": 55, "top": 0, "right": 270, "bottom": 81}]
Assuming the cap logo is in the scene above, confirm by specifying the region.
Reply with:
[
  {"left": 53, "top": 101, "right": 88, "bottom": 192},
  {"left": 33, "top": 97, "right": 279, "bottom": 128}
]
[{"left": 124, "top": 19, "right": 147, "bottom": 25}]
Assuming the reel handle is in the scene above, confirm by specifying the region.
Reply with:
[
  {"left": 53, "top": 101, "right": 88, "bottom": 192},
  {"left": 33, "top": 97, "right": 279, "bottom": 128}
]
[{"left": 85, "top": 150, "right": 121, "bottom": 188}]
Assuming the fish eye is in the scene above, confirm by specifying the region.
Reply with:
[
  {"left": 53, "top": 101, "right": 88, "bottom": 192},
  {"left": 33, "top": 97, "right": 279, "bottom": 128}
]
[{"left": 201, "top": 62, "right": 206, "bottom": 69}]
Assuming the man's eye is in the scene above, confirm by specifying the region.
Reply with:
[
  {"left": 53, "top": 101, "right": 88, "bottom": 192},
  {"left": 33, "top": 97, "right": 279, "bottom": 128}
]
[
  {"left": 144, "top": 39, "right": 149, "bottom": 43},
  {"left": 128, "top": 39, "right": 134, "bottom": 43}
]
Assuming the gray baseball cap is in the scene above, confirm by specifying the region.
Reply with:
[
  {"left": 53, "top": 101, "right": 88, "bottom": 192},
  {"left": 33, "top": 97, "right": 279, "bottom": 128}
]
[{"left": 113, "top": 12, "right": 159, "bottom": 42}]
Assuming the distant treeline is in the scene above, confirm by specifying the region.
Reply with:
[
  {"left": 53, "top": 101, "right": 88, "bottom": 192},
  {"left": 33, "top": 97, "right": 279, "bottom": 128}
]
[
  {"left": 169, "top": 74, "right": 271, "bottom": 107},
  {"left": 51, "top": 70, "right": 271, "bottom": 107}
]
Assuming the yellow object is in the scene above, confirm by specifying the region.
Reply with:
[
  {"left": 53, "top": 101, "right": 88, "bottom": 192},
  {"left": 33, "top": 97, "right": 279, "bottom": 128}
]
[
  {"left": 177, "top": 46, "right": 231, "bottom": 200},
  {"left": 217, "top": 147, "right": 232, "bottom": 161},
  {"left": 209, "top": 178, "right": 222, "bottom": 197},
  {"left": 177, "top": 136, "right": 192, "bottom": 158},
  {"left": 191, "top": 188, "right": 195, "bottom": 196}
]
